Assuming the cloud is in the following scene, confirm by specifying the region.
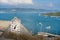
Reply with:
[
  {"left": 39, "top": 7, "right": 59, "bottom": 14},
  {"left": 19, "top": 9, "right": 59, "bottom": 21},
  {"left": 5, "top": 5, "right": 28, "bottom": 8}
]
[
  {"left": 0, "top": 0, "right": 33, "bottom": 5},
  {"left": 48, "top": 2, "right": 53, "bottom": 7}
]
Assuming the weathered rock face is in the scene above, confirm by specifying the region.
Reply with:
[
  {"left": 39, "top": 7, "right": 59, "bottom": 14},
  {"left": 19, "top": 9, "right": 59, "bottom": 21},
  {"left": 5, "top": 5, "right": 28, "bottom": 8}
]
[{"left": 0, "top": 17, "right": 32, "bottom": 40}]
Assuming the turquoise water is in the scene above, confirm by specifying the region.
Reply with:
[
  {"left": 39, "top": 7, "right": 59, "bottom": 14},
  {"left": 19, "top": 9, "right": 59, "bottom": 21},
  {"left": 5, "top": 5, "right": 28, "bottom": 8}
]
[{"left": 0, "top": 12, "right": 60, "bottom": 35}]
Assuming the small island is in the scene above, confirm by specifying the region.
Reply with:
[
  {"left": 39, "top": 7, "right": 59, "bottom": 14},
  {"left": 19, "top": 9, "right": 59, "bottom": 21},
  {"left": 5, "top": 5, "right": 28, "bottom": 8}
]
[{"left": 42, "top": 12, "right": 60, "bottom": 16}]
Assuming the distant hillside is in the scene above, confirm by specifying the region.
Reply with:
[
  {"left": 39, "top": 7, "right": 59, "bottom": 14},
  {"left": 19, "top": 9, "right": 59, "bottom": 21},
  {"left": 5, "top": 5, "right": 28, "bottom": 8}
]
[
  {"left": 0, "top": 8, "right": 48, "bottom": 12},
  {"left": 0, "top": 8, "right": 57, "bottom": 13},
  {"left": 42, "top": 12, "right": 60, "bottom": 16}
]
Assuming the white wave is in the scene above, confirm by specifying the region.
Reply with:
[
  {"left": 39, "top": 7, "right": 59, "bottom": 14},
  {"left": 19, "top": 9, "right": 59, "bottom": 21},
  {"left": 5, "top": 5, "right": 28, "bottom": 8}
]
[
  {"left": 50, "top": 16, "right": 59, "bottom": 18},
  {"left": 56, "top": 17, "right": 60, "bottom": 20}
]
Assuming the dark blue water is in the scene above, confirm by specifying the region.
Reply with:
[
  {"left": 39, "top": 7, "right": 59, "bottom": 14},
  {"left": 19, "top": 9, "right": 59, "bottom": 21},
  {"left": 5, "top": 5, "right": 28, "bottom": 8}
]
[{"left": 0, "top": 12, "right": 60, "bottom": 35}]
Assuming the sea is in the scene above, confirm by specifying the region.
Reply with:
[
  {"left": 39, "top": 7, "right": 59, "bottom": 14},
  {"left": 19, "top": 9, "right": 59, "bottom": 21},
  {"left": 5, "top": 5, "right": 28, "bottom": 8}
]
[{"left": 0, "top": 8, "right": 60, "bottom": 35}]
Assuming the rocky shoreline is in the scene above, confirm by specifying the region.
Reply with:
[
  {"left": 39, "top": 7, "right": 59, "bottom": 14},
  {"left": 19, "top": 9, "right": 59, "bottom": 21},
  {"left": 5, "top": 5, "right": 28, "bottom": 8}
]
[{"left": 0, "top": 32, "right": 60, "bottom": 40}]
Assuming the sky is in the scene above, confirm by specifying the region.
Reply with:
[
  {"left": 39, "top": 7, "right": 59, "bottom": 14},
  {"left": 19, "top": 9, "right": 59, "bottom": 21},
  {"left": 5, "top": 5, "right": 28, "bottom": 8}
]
[{"left": 0, "top": 0, "right": 60, "bottom": 10}]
